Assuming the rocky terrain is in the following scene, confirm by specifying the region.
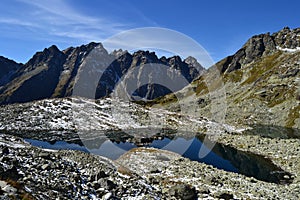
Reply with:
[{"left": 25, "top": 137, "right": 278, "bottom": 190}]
[
  {"left": 152, "top": 27, "right": 300, "bottom": 129},
  {"left": 0, "top": 134, "right": 162, "bottom": 199},
  {"left": 0, "top": 43, "right": 203, "bottom": 104},
  {"left": 0, "top": 130, "right": 299, "bottom": 199},
  {"left": 0, "top": 27, "right": 299, "bottom": 199},
  {"left": 0, "top": 96, "right": 298, "bottom": 199},
  {"left": 0, "top": 97, "right": 232, "bottom": 143}
]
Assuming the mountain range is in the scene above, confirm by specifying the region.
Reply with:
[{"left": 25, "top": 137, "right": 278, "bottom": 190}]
[
  {"left": 0, "top": 27, "right": 299, "bottom": 129},
  {"left": 0, "top": 43, "right": 203, "bottom": 104},
  {"left": 0, "top": 27, "right": 299, "bottom": 199}
]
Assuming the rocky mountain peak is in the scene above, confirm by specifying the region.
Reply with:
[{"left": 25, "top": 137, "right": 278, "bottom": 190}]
[
  {"left": 78, "top": 42, "right": 103, "bottom": 54},
  {"left": 111, "top": 49, "right": 128, "bottom": 58},
  {"left": 25, "top": 45, "right": 65, "bottom": 68},
  {"left": 183, "top": 56, "right": 197, "bottom": 64},
  {"left": 48, "top": 45, "right": 60, "bottom": 53},
  {"left": 241, "top": 32, "right": 276, "bottom": 64},
  {"left": 132, "top": 50, "right": 159, "bottom": 64},
  {"left": 63, "top": 42, "right": 106, "bottom": 58},
  {"left": 168, "top": 55, "right": 182, "bottom": 65},
  {"left": 219, "top": 27, "right": 300, "bottom": 73},
  {"left": 0, "top": 43, "right": 203, "bottom": 104},
  {"left": 243, "top": 27, "right": 300, "bottom": 52},
  {"left": 164, "top": 56, "right": 202, "bottom": 82},
  {"left": 272, "top": 27, "right": 300, "bottom": 49},
  {"left": 184, "top": 56, "right": 204, "bottom": 71}
]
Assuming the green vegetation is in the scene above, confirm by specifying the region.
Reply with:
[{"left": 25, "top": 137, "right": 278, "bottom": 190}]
[
  {"left": 224, "top": 69, "right": 243, "bottom": 83},
  {"left": 267, "top": 86, "right": 294, "bottom": 107},
  {"left": 194, "top": 77, "right": 209, "bottom": 95},
  {"left": 134, "top": 93, "right": 178, "bottom": 107},
  {"left": 52, "top": 74, "right": 70, "bottom": 97},
  {"left": 242, "top": 51, "right": 282, "bottom": 85},
  {"left": 286, "top": 105, "right": 300, "bottom": 127}
]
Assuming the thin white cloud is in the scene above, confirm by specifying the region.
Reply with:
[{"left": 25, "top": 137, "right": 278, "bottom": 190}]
[
  {"left": 0, "top": 0, "right": 215, "bottom": 66},
  {"left": 0, "top": 18, "right": 38, "bottom": 28},
  {"left": 1, "top": 0, "right": 131, "bottom": 43}
]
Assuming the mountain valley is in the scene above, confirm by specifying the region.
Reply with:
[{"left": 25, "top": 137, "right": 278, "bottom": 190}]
[{"left": 0, "top": 27, "right": 299, "bottom": 199}]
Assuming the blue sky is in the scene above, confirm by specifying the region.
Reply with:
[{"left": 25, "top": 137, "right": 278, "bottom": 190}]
[{"left": 1, "top": 0, "right": 300, "bottom": 64}]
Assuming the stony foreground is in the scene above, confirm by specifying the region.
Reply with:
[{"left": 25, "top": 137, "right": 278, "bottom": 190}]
[
  {"left": 0, "top": 132, "right": 299, "bottom": 200},
  {"left": 0, "top": 134, "right": 161, "bottom": 199},
  {"left": 0, "top": 96, "right": 298, "bottom": 199}
]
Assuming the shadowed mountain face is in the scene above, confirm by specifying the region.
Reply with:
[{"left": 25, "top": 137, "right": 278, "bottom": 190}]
[
  {"left": 0, "top": 56, "right": 22, "bottom": 86},
  {"left": 0, "top": 27, "right": 298, "bottom": 128},
  {"left": 0, "top": 43, "right": 203, "bottom": 104}
]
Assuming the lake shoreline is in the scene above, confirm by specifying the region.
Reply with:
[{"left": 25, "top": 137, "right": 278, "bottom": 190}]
[{"left": 0, "top": 130, "right": 299, "bottom": 199}]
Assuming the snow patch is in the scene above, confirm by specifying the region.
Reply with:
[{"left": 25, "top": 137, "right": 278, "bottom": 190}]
[{"left": 276, "top": 46, "right": 300, "bottom": 52}]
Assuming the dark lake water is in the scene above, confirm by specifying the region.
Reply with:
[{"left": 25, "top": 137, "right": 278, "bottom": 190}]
[
  {"left": 244, "top": 125, "right": 300, "bottom": 139},
  {"left": 25, "top": 133, "right": 293, "bottom": 184}
]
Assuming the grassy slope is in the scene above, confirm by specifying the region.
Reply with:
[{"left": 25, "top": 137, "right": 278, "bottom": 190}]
[{"left": 149, "top": 50, "right": 300, "bottom": 128}]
